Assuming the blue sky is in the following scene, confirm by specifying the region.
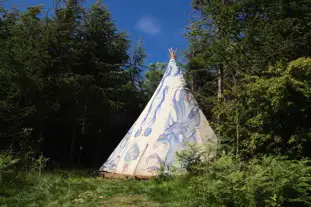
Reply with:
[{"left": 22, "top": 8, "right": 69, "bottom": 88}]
[{"left": 3, "top": 0, "right": 192, "bottom": 64}]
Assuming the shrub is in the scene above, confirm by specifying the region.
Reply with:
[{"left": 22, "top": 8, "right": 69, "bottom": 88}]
[
  {"left": 0, "top": 153, "right": 19, "bottom": 182},
  {"left": 185, "top": 155, "right": 311, "bottom": 207},
  {"left": 176, "top": 142, "right": 218, "bottom": 175}
]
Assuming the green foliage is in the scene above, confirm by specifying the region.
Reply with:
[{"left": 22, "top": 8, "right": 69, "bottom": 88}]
[
  {"left": 0, "top": 153, "right": 19, "bottom": 182},
  {"left": 185, "top": 155, "right": 311, "bottom": 207},
  {"left": 1, "top": 154, "right": 311, "bottom": 207},
  {"left": 214, "top": 58, "right": 311, "bottom": 158},
  {"left": 141, "top": 62, "right": 166, "bottom": 99},
  {"left": 128, "top": 39, "right": 147, "bottom": 86},
  {"left": 145, "top": 155, "right": 311, "bottom": 207},
  {"left": 1, "top": 1, "right": 311, "bottom": 206},
  {"left": 187, "top": 0, "right": 311, "bottom": 159},
  {"left": 0, "top": 1, "right": 145, "bottom": 167},
  {"left": 29, "top": 153, "right": 50, "bottom": 176},
  {"left": 176, "top": 143, "right": 217, "bottom": 175}
]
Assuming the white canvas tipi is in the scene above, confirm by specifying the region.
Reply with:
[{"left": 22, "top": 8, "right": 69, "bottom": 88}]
[{"left": 100, "top": 48, "right": 217, "bottom": 178}]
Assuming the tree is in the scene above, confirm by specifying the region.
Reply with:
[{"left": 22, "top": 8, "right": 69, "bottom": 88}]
[
  {"left": 128, "top": 39, "right": 147, "bottom": 87},
  {"left": 187, "top": 0, "right": 311, "bottom": 158},
  {"left": 0, "top": 1, "right": 141, "bottom": 167},
  {"left": 140, "top": 62, "right": 166, "bottom": 99}
]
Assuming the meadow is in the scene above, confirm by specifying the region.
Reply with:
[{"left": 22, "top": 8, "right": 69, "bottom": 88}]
[{"left": 1, "top": 154, "right": 311, "bottom": 207}]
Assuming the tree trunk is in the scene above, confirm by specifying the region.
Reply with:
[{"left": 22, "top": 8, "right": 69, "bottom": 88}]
[
  {"left": 236, "top": 112, "right": 239, "bottom": 158},
  {"left": 69, "top": 127, "right": 76, "bottom": 163},
  {"left": 216, "top": 0, "right": 228, "bottom": 102},
  {"left": 233, "top": 76, "right": 239, "bottom": 158},
  {"left": 191, "top": 73, "right": 195, "bottom": 92},
  {"left": 78, "top": 95, "right": 88, "bottom": 165},
  {"left": 81, "top": 96, "right": 88, "bottom": 136},
  {"left": 217, "top": 67, "right": 224, "bottom": 101}
]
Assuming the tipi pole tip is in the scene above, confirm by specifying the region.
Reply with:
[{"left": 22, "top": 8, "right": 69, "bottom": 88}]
[{"left": 168, "top": 47, "right": 178, "bottom": 60}]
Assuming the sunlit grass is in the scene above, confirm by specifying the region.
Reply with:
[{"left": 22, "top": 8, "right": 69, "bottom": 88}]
[
  {"left": 2, "top": 156, "right": 310, "bottom": 206},
  {"left": 0, "top": 170, "right": 161, "bottom": 207}
]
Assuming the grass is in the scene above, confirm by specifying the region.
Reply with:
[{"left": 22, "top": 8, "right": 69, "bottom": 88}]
[
  {"left": 0, "top": 170, "right": 157, "bottom": 207},
  {"left": 3, "top": 155, "right": 311, "bottom": 206},
  {"left": 0, "top": 170, "right": 190, "bottom": 207}
]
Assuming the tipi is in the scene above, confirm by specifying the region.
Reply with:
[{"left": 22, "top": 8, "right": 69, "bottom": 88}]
[{"left": 100, "top": 48, "right": 217, "bottom": 178}]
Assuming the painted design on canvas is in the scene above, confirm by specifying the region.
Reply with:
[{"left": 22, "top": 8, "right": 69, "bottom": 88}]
[
  {"left": 101, "top": 125, "right": 135, "bottom": 172},
  {"left": 124, "top": 143, "right": 140, "bottom": 162},
  {"left": 100, "top": 56, "right": 217, "bottom": 176},
  {"left": 144, "top": 86, "right": 168, "bottom": 136},
  {"left": 145, "top": 86, "right": 201, "bottom": 172},
  {"left": 144, "top": 153, "right": 165, "bottom": 173},
  {"left": 122, "top": 164, "right": 129, "bottom": 173},
  {"left": 171, "top": 61, "right": 182, "bottom": 76},
  {"left": 134, "top": 65, "right": 172, "bottom": 137}
]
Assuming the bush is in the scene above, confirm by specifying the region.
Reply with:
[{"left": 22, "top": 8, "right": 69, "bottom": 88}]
[
  {"left": 148, "top": 148, "right": 311, "bottom": 207},
  {"left": 0, "top": 153, "right": 19, "bottom": 182},
  {"left": 0, "top": 150, "right": 49, "bottom": 186},
  {"left": 184, "top": 155, "right": 311, "bottom": 207}
]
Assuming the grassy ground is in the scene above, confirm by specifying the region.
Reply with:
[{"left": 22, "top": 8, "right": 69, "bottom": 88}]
[
  {"left": 1, "top": 171, "right": 152, "bottom": 207},
  {"left": 0, "top": 170, "right": 187, "bottom": 207},
  {"left": 2, "top": 156, "right": 311, "bottom": 207}
]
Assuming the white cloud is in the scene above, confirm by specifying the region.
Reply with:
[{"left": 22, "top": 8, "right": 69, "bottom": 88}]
[{"left": 135, "top": 16, "right": 161, "bottom": 35}]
